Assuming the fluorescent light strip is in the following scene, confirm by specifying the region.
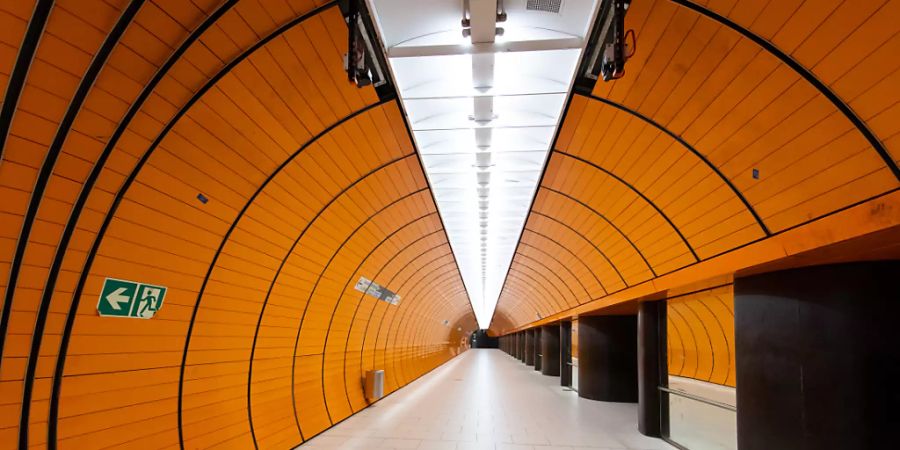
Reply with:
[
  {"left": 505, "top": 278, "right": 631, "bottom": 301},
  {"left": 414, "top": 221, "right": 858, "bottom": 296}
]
[{"left": 371, "top": 0, "right": 598, "bottom": 329}]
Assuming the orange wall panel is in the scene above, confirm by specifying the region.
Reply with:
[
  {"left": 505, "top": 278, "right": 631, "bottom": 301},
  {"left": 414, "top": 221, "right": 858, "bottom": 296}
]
[
  {"left": 495, "top": 0, "right": 900, "bottom": 333},
  {"left": 667, "top": 286, "right": 736, "bottom": 387},
  {"left": 0, "top": 3, "right": 474, "bottom": 449}
]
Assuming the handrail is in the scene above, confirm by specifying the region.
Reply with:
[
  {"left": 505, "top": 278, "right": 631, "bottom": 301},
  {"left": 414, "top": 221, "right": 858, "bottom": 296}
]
[{"left": 658, "top": 386, "right": 736, "bottom": 412}]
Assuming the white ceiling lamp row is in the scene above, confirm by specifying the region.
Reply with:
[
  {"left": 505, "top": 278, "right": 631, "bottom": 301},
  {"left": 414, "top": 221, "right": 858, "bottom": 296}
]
[{"left": 368, "top": 0, "right": 599, "bottom": 328}]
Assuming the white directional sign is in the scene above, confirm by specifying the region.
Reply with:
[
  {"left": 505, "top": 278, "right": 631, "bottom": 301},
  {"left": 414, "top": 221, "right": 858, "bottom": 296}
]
[{"left": 354, "top": 276, "right": 401, "bottom": 305}]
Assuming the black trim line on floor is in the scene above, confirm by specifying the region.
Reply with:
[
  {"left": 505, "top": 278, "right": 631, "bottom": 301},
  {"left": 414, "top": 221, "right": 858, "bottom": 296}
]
[
  {"left": 583, "top": 92, "right": 771, "bottom": 236},
  {"left": 553, "top": 150, "right": 700, "bottom": 261},
  {"left": 14, "top": 1, "right": 146, "bottom": 448},
  {"left": 46, "top": 1, "right": 238, "bottom": 446},
  {"left": 668, "top": 0, "right": 900, "bottom": 182},
  {"left": 0, "top": 0, "right": 52, "bottom": 163}
]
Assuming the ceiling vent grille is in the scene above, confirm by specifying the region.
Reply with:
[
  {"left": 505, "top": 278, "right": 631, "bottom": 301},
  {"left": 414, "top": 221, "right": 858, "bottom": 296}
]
[{"left": 526, "top": 0, "right": 563, "bottom": 13}]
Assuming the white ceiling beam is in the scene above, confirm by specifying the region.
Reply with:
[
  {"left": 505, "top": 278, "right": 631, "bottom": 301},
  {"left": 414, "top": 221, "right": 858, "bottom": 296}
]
[
  {"left": 469, "top": 0, "right": 498, "bottom": 43},
  {"left": 387, "top": 37, "right": 584, "bottom": 58}
]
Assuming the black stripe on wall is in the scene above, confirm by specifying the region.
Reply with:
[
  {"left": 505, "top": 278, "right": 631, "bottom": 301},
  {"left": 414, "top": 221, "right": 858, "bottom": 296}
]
[
  {"left": 15, "top": 1, "right": 146, "bottom": 448},
  {"left": 47, "top": 1, "right": 238, "bottom": 446},
  {"left": 669, "top": 0, "right": 900, "bottom": 182}
]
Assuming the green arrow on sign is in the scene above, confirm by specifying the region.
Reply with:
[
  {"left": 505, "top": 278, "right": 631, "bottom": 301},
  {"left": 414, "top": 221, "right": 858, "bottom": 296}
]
[{"left": 97, "top": 278, "right": 167, "bottom": 319}]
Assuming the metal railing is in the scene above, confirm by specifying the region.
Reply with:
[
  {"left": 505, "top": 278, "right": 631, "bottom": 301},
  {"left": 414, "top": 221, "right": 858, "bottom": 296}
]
[{"left": 658, "top": 386, "right": 736, "bottom": 412}]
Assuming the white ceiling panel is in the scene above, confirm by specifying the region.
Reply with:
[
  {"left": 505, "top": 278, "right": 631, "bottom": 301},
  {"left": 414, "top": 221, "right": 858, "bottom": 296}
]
[{"left": 369, "top": 0, "right": 599, "bottom": 328}]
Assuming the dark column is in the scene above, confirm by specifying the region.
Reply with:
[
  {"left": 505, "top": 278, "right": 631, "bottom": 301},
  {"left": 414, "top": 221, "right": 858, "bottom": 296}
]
[
  {"left": 560, "top": 321, "right": 572, "bottom": 386},
  {"left": 517, "top": 331, "right": 525, "bottom": 361},
  {"left": 541, "top": 325, "right": 560, "bottom": 376},
  {"left": 524, "top": 329, "right": 535, "bottom": 366},
  {"left": 471, "top": 329, "right": 498, "bottom": 348},
  {"left": 735, "top": 261, "right": 900, "bottom": 450},
  {"left": 534, "top": 328, "right": 542, "bottom": 371},
  {"left": 637, "top": 301, "right": 664, "bottom": 437},
  {"left": 578, "top": 315, "right": 638, "bottom": 402}
]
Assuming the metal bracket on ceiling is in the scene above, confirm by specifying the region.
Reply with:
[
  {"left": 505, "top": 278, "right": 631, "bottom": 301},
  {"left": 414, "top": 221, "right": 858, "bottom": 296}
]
[
  {"left": 575, "top": 0, "right": 635, "bottom": 92},
  {"left": 343, "top": 0, "right": 392, "bottom": 96}
]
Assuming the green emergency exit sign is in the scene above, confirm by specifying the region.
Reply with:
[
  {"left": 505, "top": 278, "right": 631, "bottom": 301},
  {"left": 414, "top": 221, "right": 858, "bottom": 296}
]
[{"left": 97, "top": 278, "right": 167, "bottom": 319}]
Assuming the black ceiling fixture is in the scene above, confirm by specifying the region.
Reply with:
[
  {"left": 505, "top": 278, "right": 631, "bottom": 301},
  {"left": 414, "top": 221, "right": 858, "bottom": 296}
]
[{"left": 576, "top": 0, "right": 636, "bottom": 91}]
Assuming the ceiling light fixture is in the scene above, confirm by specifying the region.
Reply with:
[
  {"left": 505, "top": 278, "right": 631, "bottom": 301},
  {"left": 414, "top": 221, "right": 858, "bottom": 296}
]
[{"left": 370, "top": 0, "right": 599, "bottom": 328}]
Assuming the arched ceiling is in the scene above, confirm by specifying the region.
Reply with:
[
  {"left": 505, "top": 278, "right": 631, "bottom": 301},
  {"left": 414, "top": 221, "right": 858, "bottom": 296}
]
[
  {"left": 494, "top": 0, "right": 900, "bottom": 330},
  {"left": 0, "top": 1, "right": 475, "bottom": 448},
  {"left": 0, "top": 0, "right": 898, "bottom": 446}
]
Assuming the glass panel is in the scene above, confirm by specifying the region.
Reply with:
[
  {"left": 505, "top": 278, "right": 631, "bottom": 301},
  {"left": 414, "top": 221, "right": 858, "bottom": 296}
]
[{"left": 665, "top": 376, "right": 737, "bottom": 450}]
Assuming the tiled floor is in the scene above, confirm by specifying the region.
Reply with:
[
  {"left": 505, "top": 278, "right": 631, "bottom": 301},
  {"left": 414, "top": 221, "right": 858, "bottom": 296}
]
[{"left": 297, "top": 349, "right": 675, "bottom": 450}]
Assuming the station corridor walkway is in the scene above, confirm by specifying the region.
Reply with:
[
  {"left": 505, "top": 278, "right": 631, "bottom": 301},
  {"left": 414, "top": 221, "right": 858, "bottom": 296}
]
[
  {"left": 2, "top": 0, "right": 899, "bottom": 448},
  {"left": 298, "top": 350, "right": 673, "bottom": 450}
]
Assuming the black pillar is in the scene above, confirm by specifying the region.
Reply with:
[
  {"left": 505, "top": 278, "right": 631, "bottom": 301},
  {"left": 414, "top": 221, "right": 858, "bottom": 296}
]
[
  {"left": 534, "top": 328, "right": 542, "bottom": 371},
  {"left": 735, "top": 261, "right": 900, "bottom": 450},
  {"left": 560, "top": 321, "right": 572, "bottom": 387},
  {"left": 578, "top": 315, "right": 638, "bottom": 402},
  {"left": 541, "top": 325, "right": 560, "bottom": 376},
  {"left": 517, "top": 331, "right": 525, "bottom": 361},
  {"left": 637, "top": 301, "right": 664, "bottom": 437},
  {"left": 471, "top": 329, "right": 498, "bottom": 348},
  {"left": 524, "top": 329, "right": 535, "bottom": 366}
]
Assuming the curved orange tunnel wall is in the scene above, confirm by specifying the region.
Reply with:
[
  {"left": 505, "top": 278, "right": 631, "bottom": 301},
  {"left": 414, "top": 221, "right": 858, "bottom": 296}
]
[
  {"left": 0, "top": 2, "right": 475, "bottom": 448},
  {"left": 493, "top": 0, "right": 900, "bottom": 333},
  {"left": 667, "top": 286, "right": 736, "bottom": 387}
]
